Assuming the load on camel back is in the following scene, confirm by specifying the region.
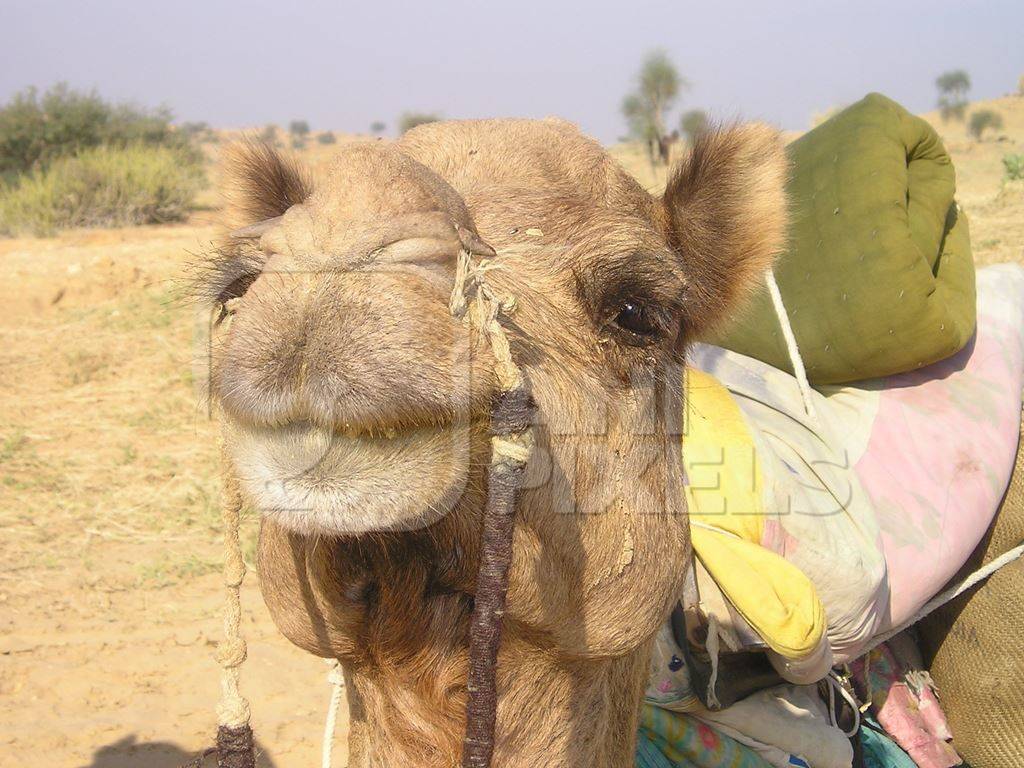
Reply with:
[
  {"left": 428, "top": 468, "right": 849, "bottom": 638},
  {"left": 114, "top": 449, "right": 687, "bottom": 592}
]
[{"left": 194, "top": 93, "right": 1024, "bottom": 768}]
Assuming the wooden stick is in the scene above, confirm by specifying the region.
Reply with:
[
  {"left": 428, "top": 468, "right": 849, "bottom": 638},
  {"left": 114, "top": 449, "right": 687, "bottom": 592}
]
[{"left": 451, "top": 248, "right": 535, "bottom": 768}]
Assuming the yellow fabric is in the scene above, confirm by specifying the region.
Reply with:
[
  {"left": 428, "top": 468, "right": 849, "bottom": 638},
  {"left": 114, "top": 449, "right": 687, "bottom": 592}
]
[{"left": 683, "top": 368, "right": 827, "bottom": 659}]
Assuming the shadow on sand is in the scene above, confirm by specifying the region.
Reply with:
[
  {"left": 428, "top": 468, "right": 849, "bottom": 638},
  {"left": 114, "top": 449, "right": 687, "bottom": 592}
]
[{"left": 80, "top": 734, "right": 279, "bottom": 768}]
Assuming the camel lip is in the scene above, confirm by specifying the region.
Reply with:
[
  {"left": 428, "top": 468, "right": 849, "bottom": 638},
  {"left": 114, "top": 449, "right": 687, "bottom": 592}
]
[{"left": 223, "top": 417, "right": 473, "bottom": 535}]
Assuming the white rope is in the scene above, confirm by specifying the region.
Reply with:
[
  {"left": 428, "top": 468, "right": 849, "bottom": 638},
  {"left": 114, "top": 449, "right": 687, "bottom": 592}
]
[
  {"left": 825, "top": 671, "right": 861, "bottom": 737},
  {"left": 215, "top": 465, "right": 251, "bottom": 729},
  {"left": 321, "top": 659, "right": 345, "bottom": 768},
  {"left": 765, "top": 269, "right": 817, "bottom": 422},
  {"left": 865, "top": 541, "right": 1024, "bottom": 654},
  {"left": 704, "top": 613, "right": 721, "bottom": 709}
]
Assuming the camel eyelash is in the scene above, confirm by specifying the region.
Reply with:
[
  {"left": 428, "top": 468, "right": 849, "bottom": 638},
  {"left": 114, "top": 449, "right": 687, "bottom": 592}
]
[
  {"left": 216, "top": 271, "right": 260, "bottom": 304},
  {"left": 187, "top": 240, "right": 268, "bottom": 309}
]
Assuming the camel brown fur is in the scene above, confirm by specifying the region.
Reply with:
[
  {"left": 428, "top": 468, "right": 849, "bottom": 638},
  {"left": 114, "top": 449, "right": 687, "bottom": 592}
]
[{"left": 197, "top": 118, "right": 788, "bottom": 767}]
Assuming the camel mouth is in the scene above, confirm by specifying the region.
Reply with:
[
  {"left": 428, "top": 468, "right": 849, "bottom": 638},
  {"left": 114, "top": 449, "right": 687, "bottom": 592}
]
[{"left": 223, "top": 418, "right": 473, "bottom": 536}]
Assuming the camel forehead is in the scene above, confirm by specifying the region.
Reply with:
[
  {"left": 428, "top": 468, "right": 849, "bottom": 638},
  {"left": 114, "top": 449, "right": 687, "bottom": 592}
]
[{"left": 397, "top": 118, "right": 650, "bottom": 210}]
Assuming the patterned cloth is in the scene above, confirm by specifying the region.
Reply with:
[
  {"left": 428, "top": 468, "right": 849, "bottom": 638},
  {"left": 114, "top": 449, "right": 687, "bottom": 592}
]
[
  {"left": 852, "top": 643, "right": 961, "bottom": 767},
  {"left": 635, "top": 705, "right": 775, "bottom": 768},
  {"left": 859, "top": 715, "right": 920, "bottom": 768}
]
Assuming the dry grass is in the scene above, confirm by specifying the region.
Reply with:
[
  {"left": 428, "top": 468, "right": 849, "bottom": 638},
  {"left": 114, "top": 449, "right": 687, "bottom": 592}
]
[{"left": 0, "top": 145, "right": 204, "bottom": 236}]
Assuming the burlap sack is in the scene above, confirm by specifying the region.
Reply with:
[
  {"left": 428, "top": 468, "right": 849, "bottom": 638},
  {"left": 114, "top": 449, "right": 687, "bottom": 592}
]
[{"left": 917, "top": 417, "right": 1024, "bottom": 767}]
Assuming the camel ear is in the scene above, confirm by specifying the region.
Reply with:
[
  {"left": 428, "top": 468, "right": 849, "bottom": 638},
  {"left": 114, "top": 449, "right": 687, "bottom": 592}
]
[
  {"left": 662, "top": 123, "right": 788, "bottom": 338},
  {"left": 222, "top": 140, "right": 312, "bottom": 233}
]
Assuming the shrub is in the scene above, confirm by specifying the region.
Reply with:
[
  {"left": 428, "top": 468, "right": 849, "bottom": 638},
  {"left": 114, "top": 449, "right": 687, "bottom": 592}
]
[
  {"left": 317, "top": 131, "right": 336, "bottom": 145},
  {"left": 398, "top": 112, "right": 440, "bottom": 134},
  {"left": 289, "top": 120, "right": 310, "bottom": 137},
  {"left": 370, "top": 121, "right": 386, "bottom": 135},
  {"left": 968, "top": 109, "right": 1004, "bottom": 140},
  {"left": 679, "top": 109, "right": 709, "bottom": 143},
  {"left": 1004, "top": 154, "right": 1024, "bottom": 182},
  {"left": 180, "top": 121, "right": 216, "bottom": 143},
  {"left": 0, "top": 83, "right": 196, "bottom": 179},
  {"left": 0, "top": 144, "right": 203, "bottom": 236},
  {"left": 258, "top": 124, "right": 281, "bottom": 147}
]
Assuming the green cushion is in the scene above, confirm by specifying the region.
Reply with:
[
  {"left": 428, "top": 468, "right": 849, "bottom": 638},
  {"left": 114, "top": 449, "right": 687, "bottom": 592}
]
[{"left": 707, "top": 93, "right": 975, "bottom": 384}]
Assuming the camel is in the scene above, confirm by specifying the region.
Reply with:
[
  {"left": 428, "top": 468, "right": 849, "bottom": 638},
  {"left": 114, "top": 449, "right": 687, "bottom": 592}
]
[
  {"left": 197, "top": 117, "right": 1024, "bottom": 767},
  {"left": 196, "top": 118, "right": 787, "bottom": 767}
]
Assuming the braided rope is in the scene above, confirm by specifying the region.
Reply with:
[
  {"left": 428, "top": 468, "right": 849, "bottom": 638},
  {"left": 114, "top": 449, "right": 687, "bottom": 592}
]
[
  {"left": 211, "top": 449, "right": 256, "bottom": 768},
  {"left": 321, "top": 659, "right": 345, "bottom": 768},
  {"left": 182, "top": 449, "right": 255, "bottom": 768}
]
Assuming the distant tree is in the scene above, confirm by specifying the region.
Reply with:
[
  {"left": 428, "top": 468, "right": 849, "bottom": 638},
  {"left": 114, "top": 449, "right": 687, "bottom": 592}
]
[
  {"left": 679, "top": 109, "right": 709, "bottom": 144},
  {"left": 259, "top": 124, "right": 278, "bottom": 144},
  {"left": 621, "top": 93, "right": 657, "bottom": 157},
  {"left": 936, "top": 69, "right": 971, "bottom": 122},
  {"left": 317, "top": 131, "right": 337, "bottom": 144},
  {"left": 180, "top": 121, "right": 214, "bottom": 142},
  {"left": 289, "top": 120, "right": 310, "bottom": 138},
  {"left": 968, "top": 109, "right": 1004, "bottom": 141},
  {"left": 398, "top": 112, "right": 440, "bottom": 134},
  {"left": 370, "top": 121, "right": 387, "bottom": 135},
  {"left": 1018, "top": 74, "right": 1024, "bottom": 97},
  {"left": 621, "top": 50, "right": 688, "bottom": 164},
  {"left": 180, "top": 121, "right": 209, "bottom": 135}
]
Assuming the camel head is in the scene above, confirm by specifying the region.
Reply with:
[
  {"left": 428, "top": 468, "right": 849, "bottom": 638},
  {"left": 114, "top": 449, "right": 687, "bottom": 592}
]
[
  {"left": 199, "top": 120, "right": 786, "bottom": 544},
  {"left": 194, "top": 118, "right": 787, "bottom": 766}
]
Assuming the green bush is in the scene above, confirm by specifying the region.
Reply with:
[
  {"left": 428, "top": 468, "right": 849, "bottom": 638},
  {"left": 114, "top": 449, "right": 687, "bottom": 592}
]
[
  {"left": 1005, "top": 154, "right": 1024, "bottom": 182},
  {"left": 0, "top": 83, "right": 197, "bottom": 180},
  {"left": 0, "top": 144, "right": 203, "bottom": 236},
  {"left": 398, "top": 112, "right": 440, "bottom": 134},
  {"left": 181, "top": 121, "right": 217, "bottom": 143},
  {"left": 968, "top": 109, "right": 1004, "bottom": 140},
  {"left": 317, "top": 131, "right": 337, "bottom": 145}
]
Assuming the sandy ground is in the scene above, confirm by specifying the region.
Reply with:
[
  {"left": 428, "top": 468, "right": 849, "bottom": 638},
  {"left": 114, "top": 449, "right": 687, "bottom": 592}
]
[{"left": 1, "top": 96, "right": 1022, "bottom": 768}]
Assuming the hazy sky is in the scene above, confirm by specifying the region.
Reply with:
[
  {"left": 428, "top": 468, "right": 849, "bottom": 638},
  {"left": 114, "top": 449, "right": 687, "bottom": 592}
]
[{"left": 2, "top": 0, "right": 1021, "bottom": 143}]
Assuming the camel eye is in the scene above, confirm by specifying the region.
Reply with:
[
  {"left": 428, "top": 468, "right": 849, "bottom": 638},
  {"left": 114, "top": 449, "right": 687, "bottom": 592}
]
[
  {"left": 217, "top": 272, "right": 258, "bottom": 305},
  {"left": 613, "top": 301, "right": 660, "bottom": 337}
]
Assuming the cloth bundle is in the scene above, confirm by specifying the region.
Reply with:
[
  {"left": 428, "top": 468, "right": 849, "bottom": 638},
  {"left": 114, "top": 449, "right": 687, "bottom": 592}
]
[
  {"left": 642, "top": 265, "right": 1024, "bottom": 767},
  {"left": 708, "top": 93, "right": 975, "bottom": 384},
  {"left": 676, "top": 265, "right": 1024, "bottom": 671}
]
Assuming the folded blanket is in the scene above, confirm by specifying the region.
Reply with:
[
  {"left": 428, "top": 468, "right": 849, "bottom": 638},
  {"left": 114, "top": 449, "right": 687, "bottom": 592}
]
[
  {"left": 707, "top": 92, "right": 975, "bottom": 384},
  {"left": 652, "top": 265, "right": 1024, "bottom": 685}
]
